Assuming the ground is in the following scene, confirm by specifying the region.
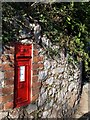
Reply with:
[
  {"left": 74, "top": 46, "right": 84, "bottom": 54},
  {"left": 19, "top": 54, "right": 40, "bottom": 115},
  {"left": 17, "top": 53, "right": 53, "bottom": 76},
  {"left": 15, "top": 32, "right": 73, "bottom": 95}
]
[{"left": 75, "top": 83, "right": 90, "bottom": 119}]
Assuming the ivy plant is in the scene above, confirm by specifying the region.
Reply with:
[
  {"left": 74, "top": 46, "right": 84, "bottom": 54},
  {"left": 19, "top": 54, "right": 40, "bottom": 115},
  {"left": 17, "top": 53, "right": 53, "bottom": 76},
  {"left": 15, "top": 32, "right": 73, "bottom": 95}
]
[{"left": 2, "top": 2, "right": 90, "bottom": 80}]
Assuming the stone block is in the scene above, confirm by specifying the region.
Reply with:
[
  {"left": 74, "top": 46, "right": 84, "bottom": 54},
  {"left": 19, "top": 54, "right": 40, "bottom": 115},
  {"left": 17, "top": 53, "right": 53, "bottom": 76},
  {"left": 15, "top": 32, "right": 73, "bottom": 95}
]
[
  {"left": 68, "top": 82, "right": 75, "bottom": 92},
  {"left": 49, "top": 99, "right": 54, "bottom": 107},
  {"left": 26, "top": 104, "right": 37, "bottom": 114},
  {"left": 46, "top": 77, "right": 54, "bottom": 85},
  {"left": 50, "top": 61, "right": 57, "bottom": 69},
  {"left": 0, "top": 71, "right": 4, "bottom": 80},
  {"left": 40, "top": 87, "right": 45, "bottom": 94},
  {"left": 49, "top": 88, "right": 56, "bottom": 97},
  {"left": 9, "top": 108, "right": 20, "bottom": 119},
  {"left": 38, "top": 91, "right": 47, "bottom": 106},
  {"left": 41, "top": 91, "right": 47, "bottom": 100},
  {"left": 1, "top": 81, "right": 5, "bottom": 88},
  {"left": 44, "top": 60, "right": 51, "bottom": 70},
  {"left": 39, "top": 71, "right": 48, "bottom": 80},
  {"left": 0, "top": 112, "right": 8, "bottom": 119},
  {"left": 42, "top": 111, "right": 48, "bottom": 118},
  {"left": 52, "top": 67, "right": 64, "bottom": 74},
  {"left": 50, "top": 108, "right": 57, "bottom": 118}
]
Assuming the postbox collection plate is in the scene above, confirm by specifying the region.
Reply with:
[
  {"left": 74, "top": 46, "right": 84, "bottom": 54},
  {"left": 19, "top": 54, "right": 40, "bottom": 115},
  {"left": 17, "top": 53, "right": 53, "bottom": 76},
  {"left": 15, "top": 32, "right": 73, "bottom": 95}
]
[{"left": 20, "top": 66, "right": 25, "bottom": 82}]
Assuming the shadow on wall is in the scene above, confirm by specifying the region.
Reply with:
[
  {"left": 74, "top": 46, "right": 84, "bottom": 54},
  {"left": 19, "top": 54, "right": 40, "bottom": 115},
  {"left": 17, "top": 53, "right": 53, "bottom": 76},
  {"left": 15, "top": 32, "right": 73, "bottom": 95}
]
[
  {"left": 78, "top": 112, "right": 90, "bottom": 120},
  {"left": 82, "top": 61, "right": 90, "bottom": 84}
]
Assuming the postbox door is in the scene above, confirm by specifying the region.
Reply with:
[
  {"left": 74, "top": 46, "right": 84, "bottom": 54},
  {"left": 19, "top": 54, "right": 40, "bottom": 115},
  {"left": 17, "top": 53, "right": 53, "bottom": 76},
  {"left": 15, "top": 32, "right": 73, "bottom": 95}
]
[{"left": 15, "top": 60, "right": 31, "bottom": 107}]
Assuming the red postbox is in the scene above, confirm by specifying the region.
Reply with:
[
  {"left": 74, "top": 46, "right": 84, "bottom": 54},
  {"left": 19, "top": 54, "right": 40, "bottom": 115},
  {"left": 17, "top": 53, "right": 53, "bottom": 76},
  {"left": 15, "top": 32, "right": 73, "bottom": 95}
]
[{"left": 14, "top": 43, "right": 32, "bottom": 108}]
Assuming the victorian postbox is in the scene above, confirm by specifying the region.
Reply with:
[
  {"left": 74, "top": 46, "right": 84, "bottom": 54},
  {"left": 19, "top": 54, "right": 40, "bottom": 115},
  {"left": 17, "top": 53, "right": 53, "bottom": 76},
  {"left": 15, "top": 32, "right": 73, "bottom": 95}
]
[{"left": 14, "top": 43, "right": 32, "bottom": 108}]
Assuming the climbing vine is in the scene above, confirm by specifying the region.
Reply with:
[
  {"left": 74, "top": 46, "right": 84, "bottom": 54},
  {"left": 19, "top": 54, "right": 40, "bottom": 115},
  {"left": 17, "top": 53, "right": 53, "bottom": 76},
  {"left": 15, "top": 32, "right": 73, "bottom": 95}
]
[{"left": 2, "top": 2, "right": 90, "bottom": 78}]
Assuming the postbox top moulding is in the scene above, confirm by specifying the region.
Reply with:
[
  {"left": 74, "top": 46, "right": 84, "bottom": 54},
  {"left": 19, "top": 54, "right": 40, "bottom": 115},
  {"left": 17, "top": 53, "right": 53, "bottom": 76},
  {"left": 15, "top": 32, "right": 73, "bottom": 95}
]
[
  {"left": 17, "top": 34, "right": 33, "bottom": 44},
  {"left": 15, "top": 43, "right": 32, "bottom": 58},
  {"left": 15, "top": 41, "right": 32, "bottom": 47},
  {"left": 19, "top": 38, "right": 33, "bottom": 45}
]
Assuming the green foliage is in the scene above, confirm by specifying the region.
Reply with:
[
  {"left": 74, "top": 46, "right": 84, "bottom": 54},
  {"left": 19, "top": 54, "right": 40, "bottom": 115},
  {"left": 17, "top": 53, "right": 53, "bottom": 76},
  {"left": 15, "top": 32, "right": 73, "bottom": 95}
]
[{"left": 2, "top": 2, "right": 90, "bottom": 75}]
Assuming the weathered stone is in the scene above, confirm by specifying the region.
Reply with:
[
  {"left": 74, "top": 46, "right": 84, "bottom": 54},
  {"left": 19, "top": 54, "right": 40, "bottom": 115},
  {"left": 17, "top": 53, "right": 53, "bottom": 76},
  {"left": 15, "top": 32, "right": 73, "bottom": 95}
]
[
  {"left": 48, "top": 71, "right": 52, "bottom": 76},
  {"left": 38, "top": 48, "right": 46, "bottom": 55},
  {"left": 52, "top": 67, "right": 64, "bottom": 74},
  {"left": 28, "top": 114, "right": 34, "bottom": 119},
  {"left": 54, "top": 79, "right": 61, "bottom": 85},
  {"left": 45, "top": 99, "right": 54, "bottom": 110},
  {"left": 47, "top": 109, "right": 52, "bottom": 117},
  {"left": 49, "top": 99, "right": 54, "bottom": 107},
  {"left": 23, "top": 110, "right": 29, "bottom": 119},
  {"left": 40, "top": 87, "right": 45, "bottom": 94},
  {"left": 68, "top": 94, "right": 77, "bottom": 108},
  {"left": 41, "top": 91, "right": 47, "bottom": 100},
  {"left": 42, "top": 111, "right": 48, "bottom": 118},
  {"left": 60, "top": 90, "right": 65, "bottom": 99},
  {"left": 57, "top": 91, "right": 63, "bottom": 100},
  {"left": 74, "top": 73, "right": 80, "bottom": 79},
  {"left": 61, "top": 80, "right": 67, "bottom": 88},
  {"left": 49, "top": 88, "right": 56, "bottom": 97},
  {"left": 1, "top": 80, "right": 5, "bottom": 88},
  {"left": 46, "top": 77, "right": 54, "bottom": 85},
  {"left": 50, "top": 61, "right": 57, "bottom": 69},
  {"left": 68, "top": 77, "right": 74, "bottom": 81},
  {"left": 68, "top": 82, "right": 75, "bottom": 92},
  {"left": 54, "top": 85, "right": 59, "bottom": 90},
  {"left": 39, "top": 71, "right": 48, "bottom": 80},
  {"left": 58, "top": 74, "right": 63, "bottom": 79},
  {"left": 9, "top": 108, "right": 20, "bottom": 119},
  {"left": 63, "top": 72, "right": 67, "bottom": 78},
  {"left": 56, "top": 97, "right": 62, "bottom": 104},
  {"left": 0, "top": 112, "right": 8, "bottom": 119},
  {"left": 50, "top": 108, "right": 57, "bottom": 118},
  {"left": 26, "top": 104, "right": 37, "bottom": 114},
  {"left": 49, "top": 89, "right": 52, "bottom": 96},
  {"left": 18, "top": 109, "right": 24, "bottom": 119},
  {"left": 44, "top": 103, "right": 50, "bottom": 110},
  {"left": 38, "top": 91, "right": 47, "bottom": 106},
  {"left": 44, "top": 60, "right": 51, "bottom": 70},
  {"left": 0, "top": 71, "right": 4, "bottom": 80}
]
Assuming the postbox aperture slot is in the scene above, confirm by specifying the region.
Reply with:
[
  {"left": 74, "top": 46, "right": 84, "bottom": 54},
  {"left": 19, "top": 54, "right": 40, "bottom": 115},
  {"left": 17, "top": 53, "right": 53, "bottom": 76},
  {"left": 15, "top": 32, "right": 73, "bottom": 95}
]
[{"left": 20, "top": 66, "right": 25, "bottom": 82}]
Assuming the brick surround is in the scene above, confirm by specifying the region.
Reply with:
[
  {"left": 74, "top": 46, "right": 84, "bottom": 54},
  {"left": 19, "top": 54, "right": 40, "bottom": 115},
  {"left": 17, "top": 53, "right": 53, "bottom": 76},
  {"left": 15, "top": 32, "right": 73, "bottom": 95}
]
[{"left": 0, "top": 43, "right": 43, "bottom": 111}]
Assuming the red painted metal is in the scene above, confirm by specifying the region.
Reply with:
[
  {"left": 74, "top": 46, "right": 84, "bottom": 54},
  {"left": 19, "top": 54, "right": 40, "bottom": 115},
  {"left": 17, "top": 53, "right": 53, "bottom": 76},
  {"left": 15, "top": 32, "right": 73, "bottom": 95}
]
[
  {"left": 14, "top": 43, "right": 32, "bottom": 108},
  {"left": 16, "top": 43, "right": 32, "bottom": 58}
]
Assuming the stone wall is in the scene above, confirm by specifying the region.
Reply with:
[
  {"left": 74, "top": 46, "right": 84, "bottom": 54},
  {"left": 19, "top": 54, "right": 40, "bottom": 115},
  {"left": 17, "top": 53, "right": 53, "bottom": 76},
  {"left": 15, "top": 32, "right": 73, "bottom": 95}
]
[
  {"left": 33, "top": 44, "right": 82, "bottom": 118},
  {"left": 0, "top": 45, "right": 15, "bottom": 111},
  {"left": 0, "top": 42, "right": 82, "bottom": 119}
]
